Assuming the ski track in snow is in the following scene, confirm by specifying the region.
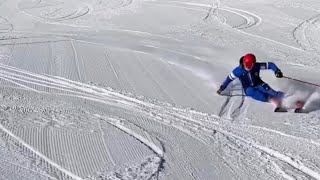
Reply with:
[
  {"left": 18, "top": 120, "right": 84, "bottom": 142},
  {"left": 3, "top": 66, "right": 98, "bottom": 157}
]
[
  {"left": 0, "top": 64, "right": 165, "bottom": 179},
  {"left": 18, "top": 0, "right": 91, "bottom": 22},
  {"left": 93, "top": 114, "right": 164, "bottom": 157},
  {"left": 141, "top": 0, "right": 262, "bottom": 30},
  {"left": 0, "top": 16, "right": 13, "bottom": 33},
  {"left": 17, "top": 0, "right": 92, "bottom": 28},
  {"left": 0, "top": 123, "right": 83, "bottom": 180},
  {"left": 142, "top": 0, "right": 305, "bottom": 54},
  {"left": 292, "top": 14, "right": 320, "bottom": 56}
]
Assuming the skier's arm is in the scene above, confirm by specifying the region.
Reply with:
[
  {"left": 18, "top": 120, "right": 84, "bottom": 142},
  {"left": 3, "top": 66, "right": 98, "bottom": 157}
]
[
  {"left": 258, "top": 62, "right": 283, "bottom": 78},
  {"left": 218, "top": 68, "right": 240, "bottom": 93},
  {"left": 258, "top": 62, "right": 280, "bottom": 72}
]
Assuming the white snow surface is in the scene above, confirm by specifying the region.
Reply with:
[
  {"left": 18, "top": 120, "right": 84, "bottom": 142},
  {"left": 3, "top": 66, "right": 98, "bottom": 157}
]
[{"left": 0, "top": 0, "right": 320, "bottom": 179}]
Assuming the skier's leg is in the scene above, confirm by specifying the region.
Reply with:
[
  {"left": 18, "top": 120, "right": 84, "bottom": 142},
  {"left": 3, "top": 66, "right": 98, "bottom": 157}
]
[
  {"left": 245, "top": 87, "right": 269, "bottom": 102},
  {"left": 255, "top": 83, "right": 284, "bottom": 107},
  {"left": 256, "top": 83, "right": 284, "bottom": 99}
]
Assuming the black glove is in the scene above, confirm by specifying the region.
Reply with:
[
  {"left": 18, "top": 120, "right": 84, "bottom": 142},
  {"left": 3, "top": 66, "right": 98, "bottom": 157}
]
[
  {"left": 217, "top": 86, "right": 224, "bottom": 95},
  {"left": 275, "top": 70, "right": 283, "bottom": 78}
]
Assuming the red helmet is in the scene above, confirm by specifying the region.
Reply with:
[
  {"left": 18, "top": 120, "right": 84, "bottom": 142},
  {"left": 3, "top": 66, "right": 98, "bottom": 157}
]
[{"left": 243, "top": 53, "right": 256, "bottom": 70}]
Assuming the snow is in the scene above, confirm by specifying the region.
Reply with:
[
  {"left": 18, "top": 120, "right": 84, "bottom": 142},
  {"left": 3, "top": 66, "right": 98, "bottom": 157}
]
[{"left": 0, "top": 0, "right": 320, "bottom": 179}]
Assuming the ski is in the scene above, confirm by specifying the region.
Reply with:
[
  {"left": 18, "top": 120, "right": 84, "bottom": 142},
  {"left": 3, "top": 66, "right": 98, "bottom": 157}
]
[
  {"left": 294, "top": 101, "right": 307, "bottom": 113},
  {"left": 273, "top": 99, "right": 287, "bottom": 112},
  {"left": 274, "top": 100, "right": 307, "bottom": 113},
  {"left": 274, "top": 107, "right": 288, "bottom": 112},
  {"left": 294, "top": 108, "right": 307, "bottom": 113}
]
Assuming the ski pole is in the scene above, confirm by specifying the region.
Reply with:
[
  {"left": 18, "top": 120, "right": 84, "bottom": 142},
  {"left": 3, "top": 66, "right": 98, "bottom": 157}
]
[
  {"left": 220, "top": 94, "right": 246, "bottom": 97},
  {"left": 283, "top": 76, "right": 320, "bottom": 88}
]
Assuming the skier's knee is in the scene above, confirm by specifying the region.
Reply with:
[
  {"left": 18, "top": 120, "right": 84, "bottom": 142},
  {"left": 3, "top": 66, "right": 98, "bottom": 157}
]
[
  {"left": 245, "top": 87, "right": 269, "bottom": 102},
  {"left": 257, "top": 95, "right": 269, "bottom": 102},
  {"left": 277, "top": 91, "right": 284, "bottom": 98},
  {"left": 245, "top": 87, "right": 255, "bottom": 96}
]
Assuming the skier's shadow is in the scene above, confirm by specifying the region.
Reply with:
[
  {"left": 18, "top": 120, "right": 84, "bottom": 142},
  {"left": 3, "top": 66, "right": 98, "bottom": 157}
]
[{"left": 218, "top": 83, "right": 246, "bottom": 118}]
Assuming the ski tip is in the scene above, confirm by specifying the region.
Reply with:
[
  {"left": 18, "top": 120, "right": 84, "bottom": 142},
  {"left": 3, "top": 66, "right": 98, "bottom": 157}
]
[
  {"left": 274, "top": 107, "right": 288, "bottom": 112},
  {"left": 294, "top": 108, "right": 308, "bottom": 113}
]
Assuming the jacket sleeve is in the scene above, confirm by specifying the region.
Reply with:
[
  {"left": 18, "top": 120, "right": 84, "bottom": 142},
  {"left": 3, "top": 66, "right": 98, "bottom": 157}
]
[
  {"left": 258, "top": 62, "right": 280, "bottom": 72},
  {"left": 220, "top": 67, "right": 240, "bottom": 91}
]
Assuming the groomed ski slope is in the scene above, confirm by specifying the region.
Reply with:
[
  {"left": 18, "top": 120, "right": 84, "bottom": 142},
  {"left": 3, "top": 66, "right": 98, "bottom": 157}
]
[{"left": 0, "top": 0, "right": 320, "bottom": 179}]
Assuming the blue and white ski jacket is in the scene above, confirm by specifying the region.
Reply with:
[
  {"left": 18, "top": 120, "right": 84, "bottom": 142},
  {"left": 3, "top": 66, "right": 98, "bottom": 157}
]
[{"left": 221, "top": 62, "right": 280, "bottom": 90}]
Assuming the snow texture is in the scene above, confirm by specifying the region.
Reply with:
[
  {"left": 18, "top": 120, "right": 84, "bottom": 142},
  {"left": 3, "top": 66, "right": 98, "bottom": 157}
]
[{"left": 0, "top": 0, "right": 320, "bottom": 179}]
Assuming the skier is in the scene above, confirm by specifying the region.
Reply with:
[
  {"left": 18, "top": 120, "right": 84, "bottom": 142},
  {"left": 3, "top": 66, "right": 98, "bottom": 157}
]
[{"left": 216, "top": 53, "right": 284, "bottom": 107}]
